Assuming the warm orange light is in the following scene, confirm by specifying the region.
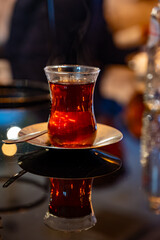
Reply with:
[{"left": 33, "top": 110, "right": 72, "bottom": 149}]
[
  {"left": 56, "top": 190, "right": 59, "bottom": 196},
  {"left": 2, "top": 143, "right": 17, "bottom": 156}
]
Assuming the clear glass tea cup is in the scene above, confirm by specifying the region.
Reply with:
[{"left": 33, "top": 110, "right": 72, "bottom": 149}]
[{"left": 44, "top": 65, "right": 100, "bottom": 148}]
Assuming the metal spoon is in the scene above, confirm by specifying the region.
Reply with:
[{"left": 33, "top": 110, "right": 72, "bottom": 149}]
[{"left": 2, "top": 129, "right": 47, "bottom": 144}]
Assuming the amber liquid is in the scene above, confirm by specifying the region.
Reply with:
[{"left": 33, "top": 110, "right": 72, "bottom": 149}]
[
  {"left": 48, "top": 81, "right": 97, "bottom": 147},
  {"left": 49, "top": 178, "right": 93, "bottom": 218}
]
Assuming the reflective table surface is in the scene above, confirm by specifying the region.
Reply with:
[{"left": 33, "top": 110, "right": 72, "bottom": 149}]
[{"left": 1, "top": 88, "right": 160, "bottom": 240}]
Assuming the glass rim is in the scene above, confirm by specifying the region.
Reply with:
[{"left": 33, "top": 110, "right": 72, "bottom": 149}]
[{"left": 44, "top": 65, "right": 100, "bottom": 75}]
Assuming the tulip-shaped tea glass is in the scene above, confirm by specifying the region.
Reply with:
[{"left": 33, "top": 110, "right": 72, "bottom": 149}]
[
  {"left": 44, "top": 65, "right": 100, "bottom": 148},
  {"left": 44, "top": 178, "right": 96, "bottom": 232}
]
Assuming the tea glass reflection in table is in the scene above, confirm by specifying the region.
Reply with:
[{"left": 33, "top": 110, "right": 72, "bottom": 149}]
[
  {"left": 17, "top": 147, "right": 122, "bottom": 232},
  {"left": 44, "top": 177, "right": 96, "bottom": 232}
]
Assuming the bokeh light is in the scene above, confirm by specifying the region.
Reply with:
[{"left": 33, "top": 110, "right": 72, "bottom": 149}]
[
  {"left": 7, "top": 126, "right": 21, "bottom": 139},
  {"left": 2, "top": 143, "right": 17, "bottom": 156}
]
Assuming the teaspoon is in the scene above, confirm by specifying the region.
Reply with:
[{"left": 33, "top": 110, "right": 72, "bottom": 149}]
[{"left": 2, "top": 129, "right": 47, "bottom": 144}]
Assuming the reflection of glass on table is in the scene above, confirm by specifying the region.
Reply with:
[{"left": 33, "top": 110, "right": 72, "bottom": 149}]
[
  {"left": 18, "top": 148, "right": 121, "bottom": 232},
  {"left": 44, "top": 178, "right": 96, "bottom": 232}
]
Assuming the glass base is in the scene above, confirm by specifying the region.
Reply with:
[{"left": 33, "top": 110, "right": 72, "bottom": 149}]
[{"left": 44, "top": 212, "right": 97, "bottom": 232}]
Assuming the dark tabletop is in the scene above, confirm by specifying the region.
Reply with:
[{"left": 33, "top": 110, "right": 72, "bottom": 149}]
[{"left": 0, "top": 83, "right": 160, "bottom": 240}]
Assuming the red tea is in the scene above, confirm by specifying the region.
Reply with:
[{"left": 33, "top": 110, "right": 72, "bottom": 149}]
[
  {"left": 48, "top": 81, "right": 97, "bottom": 147},
  {"left": 49, "top": 178, "right": 93, "bottom": 218}
]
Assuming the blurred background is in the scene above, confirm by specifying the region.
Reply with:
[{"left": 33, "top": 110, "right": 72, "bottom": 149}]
[
  {"left": 0, "top": 0, "right": 156, "bottom": 102},
  {"left": 0, "top": 0, "right": 157, "bottom": 130}
]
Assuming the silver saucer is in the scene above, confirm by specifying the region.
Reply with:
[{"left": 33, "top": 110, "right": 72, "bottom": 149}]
[{"left": 19, "top": 122, "right": 123, "bottom": 149}]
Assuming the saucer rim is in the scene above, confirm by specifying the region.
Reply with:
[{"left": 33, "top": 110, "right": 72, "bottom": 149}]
[{"left": 19, "top": 122, "right": 123, "bottom": 150}]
